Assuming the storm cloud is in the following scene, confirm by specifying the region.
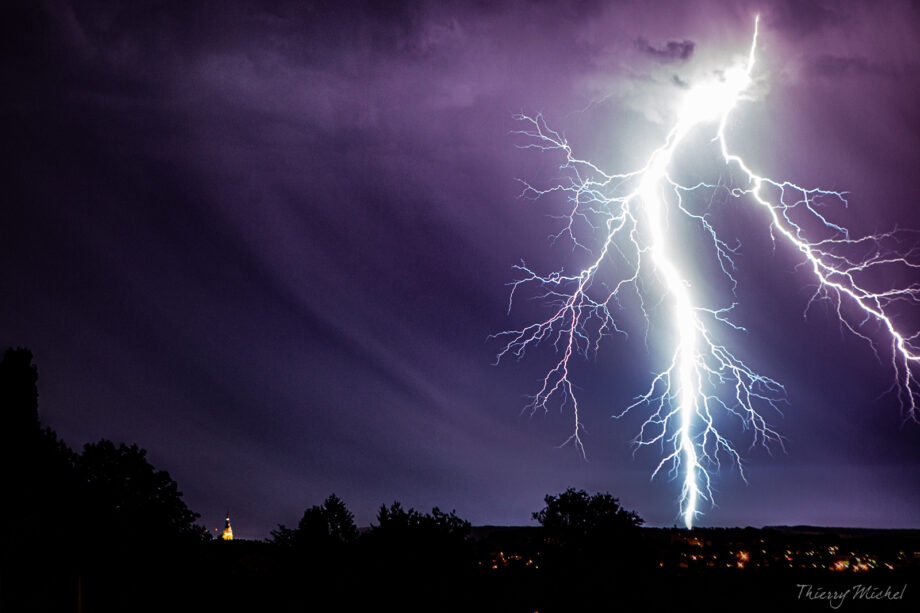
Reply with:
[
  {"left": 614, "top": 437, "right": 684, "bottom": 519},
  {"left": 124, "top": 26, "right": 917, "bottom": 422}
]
[{"left": 2, "top": 0, "right": 920, "bottom": 537}]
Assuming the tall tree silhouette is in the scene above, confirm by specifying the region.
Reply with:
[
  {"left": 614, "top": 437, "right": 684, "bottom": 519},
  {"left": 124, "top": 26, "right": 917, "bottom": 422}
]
[
  {"left": 270, "top": 493, "right": 357, "bottom": 548},
  {"left": 0, "top": 348, "right": 76, "bottom": 545},
  {"left": 0, "top": 347, "right": 39, "bottom": 436}
]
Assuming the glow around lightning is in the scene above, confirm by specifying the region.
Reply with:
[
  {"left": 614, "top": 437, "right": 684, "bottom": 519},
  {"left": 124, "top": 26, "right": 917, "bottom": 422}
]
[{"left": 496, "top": 17, "right": 920, "bottom": 529}]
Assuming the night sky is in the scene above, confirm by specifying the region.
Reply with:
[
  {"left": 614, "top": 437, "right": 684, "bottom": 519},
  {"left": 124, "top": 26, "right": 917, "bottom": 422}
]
[{"left": 3, "top": 0, "right": 920, "bottom": 539}]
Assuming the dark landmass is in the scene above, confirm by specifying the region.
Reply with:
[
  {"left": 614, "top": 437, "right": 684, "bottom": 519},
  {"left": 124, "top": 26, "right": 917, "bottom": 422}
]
[{"left": 5, "top": 522, "right": 917, "bottom": 611}]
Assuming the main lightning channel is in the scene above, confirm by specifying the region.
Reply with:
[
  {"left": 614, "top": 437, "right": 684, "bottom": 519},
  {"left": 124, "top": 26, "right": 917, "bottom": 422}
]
[{"left": 496, "top": 16, "right": 920, "bottom": 529}]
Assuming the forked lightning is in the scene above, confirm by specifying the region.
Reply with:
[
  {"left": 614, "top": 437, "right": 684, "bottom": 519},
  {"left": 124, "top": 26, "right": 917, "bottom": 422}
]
[{"left": 496, "top": 17, "right": 920, "bottom": 528}]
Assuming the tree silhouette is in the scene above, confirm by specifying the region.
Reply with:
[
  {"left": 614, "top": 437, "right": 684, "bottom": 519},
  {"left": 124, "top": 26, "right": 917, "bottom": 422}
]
[
  {"left": 374, "top": 501, "right": 414, "bottom": 534},
  {"left": 369, "top": 501, "right": 471, "bottom": 569},
  {"left": 77, "top": 440, "right": 206, "bottom": 545},
  {"left": 270, "top": 493, "right": 357, "bottom": 548},
  {"left": 0, "top": 347, "right": 77, "bottom": 548},
  {"left": 373, "top": 502, "right": 470, "bottom": 542},
  {"left": 299, "top": 493, "right": 358, "bottom": 544},
  {"left": 0, "top": 347, "right": 39, "bottom": 435},
  {"left": 1, "top": 348, "right": 218, "bottom": 611},
  {"left": 268, "top": 523, "right": 297, "bottom": 546},
  {"left": 530, "top": 487, "right": 647, "bottom": 607},
  {"left": 533, "top": 488, "right": 643, "bottom": 548}
]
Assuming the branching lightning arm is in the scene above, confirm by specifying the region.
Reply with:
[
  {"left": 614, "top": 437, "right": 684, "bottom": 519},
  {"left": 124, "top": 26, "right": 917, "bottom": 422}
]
[{"left": 495, "top": 16, "right": 920, "bottom": 529}]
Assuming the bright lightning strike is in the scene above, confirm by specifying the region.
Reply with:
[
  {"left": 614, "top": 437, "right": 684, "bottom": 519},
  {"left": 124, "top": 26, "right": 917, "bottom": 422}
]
[{"left": 495, "top": 16, "right": 920, "bottom": 529}]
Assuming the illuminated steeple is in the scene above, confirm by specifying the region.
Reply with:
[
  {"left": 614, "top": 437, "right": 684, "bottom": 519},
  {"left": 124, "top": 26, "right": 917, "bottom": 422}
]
[{"left": 221, "top": 512, "right": 233, "bottom": 541}]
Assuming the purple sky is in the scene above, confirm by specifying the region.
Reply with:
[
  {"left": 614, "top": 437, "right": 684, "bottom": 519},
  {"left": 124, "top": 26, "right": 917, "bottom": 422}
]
[{"left": 3, "top": 0, "right": 920, "bottom": 538}]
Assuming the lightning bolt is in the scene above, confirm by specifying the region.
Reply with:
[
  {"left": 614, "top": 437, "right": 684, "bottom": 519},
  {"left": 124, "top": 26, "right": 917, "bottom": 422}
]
[{"left": 495, "top": 16, "right": 920, "bottom": 529}]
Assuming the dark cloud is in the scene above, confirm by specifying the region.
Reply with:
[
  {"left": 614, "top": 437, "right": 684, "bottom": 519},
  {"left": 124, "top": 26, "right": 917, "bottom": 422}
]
[
  {"left": 2, "top": 0, "right": 920, "bottom": 537},
  {"left": 634, "top": 37, "right": 695, "bottom": 62}
]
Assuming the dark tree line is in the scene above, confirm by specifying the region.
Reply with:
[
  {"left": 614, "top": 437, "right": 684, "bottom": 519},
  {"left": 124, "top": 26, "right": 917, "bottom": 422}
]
[
  {"left": 269, "top": 495, "right": 471, "bottom": 548},
  {"left": 0, "top": 347, "right": 207, "bottom": 611},
  {"left": 269, "top": 493, "right": 358, "bottom": 548},
  {"left": 255, "top": 488, "right": 648, "bottom": 612},
  {"left": 1, "top": 346, "right": 650, "bottom": 612},
  {"left": 0, "top": 347, "right": 206, "bottom": 549}
]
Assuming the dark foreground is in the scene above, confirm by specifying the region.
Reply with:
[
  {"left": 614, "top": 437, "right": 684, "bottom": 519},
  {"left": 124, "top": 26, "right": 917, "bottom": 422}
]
[
  {"left": 2, "top": 350, "right": 916, "bottom": 611},
  {"left": 4, "top": 526, "right": 918, "bottom": 612}
]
